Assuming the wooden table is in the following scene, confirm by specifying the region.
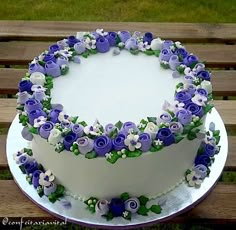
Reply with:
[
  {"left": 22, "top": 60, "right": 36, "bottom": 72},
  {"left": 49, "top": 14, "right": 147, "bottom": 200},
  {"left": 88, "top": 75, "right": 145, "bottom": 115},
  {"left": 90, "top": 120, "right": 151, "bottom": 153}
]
[{"left": 0, "top": 21, "right": 236, "bottom": 228}]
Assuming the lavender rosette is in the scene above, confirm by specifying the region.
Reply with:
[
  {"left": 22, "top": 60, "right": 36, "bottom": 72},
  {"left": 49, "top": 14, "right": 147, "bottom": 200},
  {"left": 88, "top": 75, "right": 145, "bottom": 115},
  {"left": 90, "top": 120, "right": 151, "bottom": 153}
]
[
  {"left": 39, "top": 121, "right": 54, "bottom": 139},
  {"left": 105, "top": 123, "right": 116, "bottom": 136},
  {"left": 159, "top": 49, "right": 172, "bottom": 62},
  {"left": 67, "top": 35, "right": 79, "bottom": 47},
  {"left": 125, "top": 38, "right": 138, "bottom": 50},
  {"left": 49, "top": 109, "right": 62, "bottom": 123},
  {"left": 29, "top": 62, "right": 45, "bottom": 74},
  {"left": 49, "top": 44, "right": 61, "bottom": 53},
  {"left": 76, "top": 136, "right": 94, "bottom": 154},
  {"left": 175, "top": 91, "right": 192, "bottom": 104},
  {"left": 183, "top": 54, "right": 199, "bottom": 67},
  {"left": 162, "top": 40, "right": 174, "bottom": 50},
  {"left": 185, "top": 84, "right": 196, "bottom": 95},
  {"left": 157, "top": 112, "right": 172, "bottom": 125},
  {"left": 169, "top": 122, "right": 183, "bottom": 134},
  {"left": 28, "top": 109, "right": 47, "bottom": 125},
  {"left": 43, "top": 53, "right": 56, "bottom": 63},
  {"left": 169, "top": 55, "right": 180, "bottom": 70},
  {"left": 156, "top": 128, "right": 175, "bottom": 146},
  {"left": 56, "top": 56, "right": 69, "bottom": 66},
  {"left": 119, "top": 121, "right": 138, "bottom": 136},
  {"left": 197, "top": 70, "right": 211, "bottom": 81},
  {"left": 18, "top": 80, "right": 33, "bottom": 93},
  {"left": 21, "top": 126, "right": 33, "bottom": 141},
  {"left": 24, "top": 99, "right": 43, "bottom": 113},
  {"left": 143, "top": 32, "right": 153, "bottom": 44},
  {"left": 176, "top": 109, "right": 192, "bottom": 125},
  {"left": 185, "top": 102, "right": 204, "bottom": 118},
  {"left": 74, "top": 41, "right": 86, "bottom": 54},
  {"left": 45, "top": 61, "right": 61, "bottom": 78},
  {"left": 112, "top": 134, "right": 126, "bottom": 151},
  {"left": 119, "top": 31, "right": 131, "bottom": 43},
  {"left": 17, "top": 91, "right": 30, "bottom": 105},
  {"left": 183, "top": 76, "right": 194, "bottom": 84},
  {"left": 18, "top": 154, "right": 30, "bottom": 166},
  {"left": 139, "top": 133, "right": 152, "bottom": 152},
  {"left": 34, "top": 90, "right": 47, "bottom": 102},
  {"left": 24, "top": 161, "right": 39, "bottom": 174},
  {"left": 96, "top": 37, "right": 110, "bottom": 53},
  {"left": 194, "top": 164, "right": 208, "bottom": 179},
  {"left": 105, "top": 32, "right": 117, "bottom": 46},
  {"left": 197, "top": 88, "right": 208, "bottom": 97},
  {"left": 32, "top": 170, "right": 43, "bottom": 188},
  {"left": 72, "top": 124, "right": 84, "bottom": 138},
  {"left": 94, "top": 135, "right": 113, "bottom": 156},
  {"left": 44, "top": 182, "right": 57, "bottom": 196},
  {"left": 63, "top": 132, "right": 77, "bottom": 151}
]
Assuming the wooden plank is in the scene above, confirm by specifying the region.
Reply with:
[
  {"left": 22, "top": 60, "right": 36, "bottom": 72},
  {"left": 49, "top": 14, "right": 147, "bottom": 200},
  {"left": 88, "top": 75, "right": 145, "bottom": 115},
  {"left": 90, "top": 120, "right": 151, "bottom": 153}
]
[
  {"left": 0, "top": 99, "right": 235, "bottom": 129},
  {"left": 0, "top": 180, "right": 235, "bottom": 223},
  {"left": 0, "top": 41, "right": 236, "bottom": 68},
  {"left": 0, "top": 21, "right": 236, "bottom": 43},
  {"left": 1, "top": 69, "right": 236, "bottom": 96},
  {"left": 0, "top": 135, "right": 7, "bottom": 169}
]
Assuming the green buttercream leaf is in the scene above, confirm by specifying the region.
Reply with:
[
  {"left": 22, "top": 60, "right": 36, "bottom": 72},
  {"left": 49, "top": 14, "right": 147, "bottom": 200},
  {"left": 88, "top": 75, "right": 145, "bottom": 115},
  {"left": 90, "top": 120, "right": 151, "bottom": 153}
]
[
  {"left": 122, "top": 210, "right": 131, "bottom": 220},
  {"left": 160, "top": 62, "right": 170, "bottom": 69},
  {"left": 203, "top": 104, "right": 214, "bottom": 114},
  {"left": 152, "top": 144, "right": 164, "bottom": 152},
  {"left": 55, "top": 184, "right": 65, "bottom": 196},
  {"left": 82, "top": 51, "right": 90, "bottom": 58},
  {"left": 174, "top": 134, "right": 184, "bottom": 143},
  {"left": 126, "top": 150, "right": 142, "bottom": 158},
  {"left": 176, "top": 66, "right": 185, "bottom": 75},
  {"left": 55, "top": 143, "right": 65, "bottom": 153},
  {"left": 115, "top": 120, "right": 123, "bottom": 130},
  {"left": 153, "top": 50, "right": 161, "bottom": 57},
  {"left": 130, "top": 49, "right": 139, "bottom": 55},
  {"left": 79, "top": 121, "right": 88, "bottom": 127},
  {"left": 189, "top": 61, "right": 199, "bottom": 69},
  {"left": 150, "top": 146, "right": 158, "bottom": 152},
  {"left": 185, "top": 169, "right": 192, "bottom": 177},
  {"left": 208, "top": 93, "right": 213, "bottom": 101},
  {"left": 38, "top": 61, "right": 46, "bottom": 67},
  {"left": 61, "top": 65, "right": 69, "bottom": 75},
  {"left": 42, "top": 98, "right": 52, "bottom": 110},
  {"left": 104, "top": 212, "right": 114, "bottom": 221},
  {"left": 29, "top": 127, "right": 38, "bottom": 134},
  {"left": 70, "top": 116, "right": 79, "bottom": 124},
  {"left": 36, "top": 186, "right": 44, "bottom": 197},
  {"left": 144, "top": 50, "right": 154, "bottom": 56},
  {"left": 23, "top": 148, "right": 33, "bottom": 156},
  {"left": 187, "top": 128, "right": 200, "bottom": 140},
  {"left": 147, "top": 117, "right": 157, "bottom": 123},
  {"left": 213, "top": 130, "right": 220, "bottom": 137},
  {"left": 48, "top": 194, "right": 57, "bottom": 203},
  {"left": 16, "top": 105, "right": 24, "bottom": 111},
  {"left": 137, "top": 205, "right": 149, "bottom": 216},
  {"left": 120, "top": 192, "right": 130, "bottom": 201},
  {"left": 89, "top": 49, "right": 97, "bottom": 54},
  {"left": 214, "top": 135, "right": 220, "bottom": 145},
  {"left": 176, "top": 82, "right": 184, "bottom": 90},
  {"left": 19, "top": 165, "right": 26, "bottom": 174},
  {"left": 115, "top": 35, "right": 121, "bottom": 45},
  {"left": 183, "top": 124, "right": 194, "bottom": 135},
  {"left": 150, "top": 204, "right": 162, "bottom": 214},
  {"left": 138, "top": 195, "right": 149, "bottom": 206},
  {"left": 61, "top": 129, "right": 72, "bottom": 137},
  {"left": 197, "top": 146, "right": 204, "bottom": 155},
  {"left": 85, "top": 151, "right": 97, "bottom": 159},
  {"left": 109, "top": 128, "right": 118, "bottom": 139},
  {"left": 106, "top": 151, "right": 120, "bottom": 164}
]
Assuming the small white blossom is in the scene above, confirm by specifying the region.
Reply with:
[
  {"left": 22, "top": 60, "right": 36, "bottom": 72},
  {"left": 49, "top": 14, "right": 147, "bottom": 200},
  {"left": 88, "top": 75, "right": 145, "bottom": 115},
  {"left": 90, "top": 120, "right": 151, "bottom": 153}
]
[
  {"left": 186, "top": 170, "right": 202, "bottom": 187},
  {"left": 192, "top": 94, "right": 207, "bottom": 106},
  {"left": 123, "top": 211, "right": 129, "bottom": 217},
  {"left": 154, "top": 139, "right": 163, "bottom": 146},
  {"left": 138, "top": 41, "right": 151, "bottom": 51},
  {"left": 105, "top": 152, "right": 113, "bottom": 159},
  {"left": 96, "top": 29, "right": 108, "bottom": 36},
  {"left": 84, "top": 37, "right": 96, "bottom": 50},
  {"left": 84, "top": 119, "right": 102, "bottom": 136},
  {"left": 39, "top": 170, "right": 55, "bottom": 187},
  {"left": 124, "top": 133, "right": 141, "bottom": 151},
  {"left": 33, "top": 116, "right": 47, "bottom": 128}
]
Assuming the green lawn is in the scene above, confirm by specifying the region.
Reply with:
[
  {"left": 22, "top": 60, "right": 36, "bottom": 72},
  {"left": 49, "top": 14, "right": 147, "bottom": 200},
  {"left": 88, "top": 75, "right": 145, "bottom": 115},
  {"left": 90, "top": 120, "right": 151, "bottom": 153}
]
[{"left": 0, "top": 0, "right": 236, "bottom": 22}]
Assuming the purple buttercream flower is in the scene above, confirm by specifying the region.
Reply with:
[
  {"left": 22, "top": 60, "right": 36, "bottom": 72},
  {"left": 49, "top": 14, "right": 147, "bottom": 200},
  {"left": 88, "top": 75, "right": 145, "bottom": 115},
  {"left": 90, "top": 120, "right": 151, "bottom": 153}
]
[
  {"left": 197, "top": 88, "right": 208, "bottom": 97},
  {"left": 157, "top": 112, "right": 172, "bottom": 125},
  {"left": 143, "top": 32, "right": 153, "bottom": 44},
  {"left": 24, "top": 99, "right": 42, "bottom": 113},
  {"left": 194, "top": 164, "right": 208, "bottom": 179},
  {"left": 203, "top": 143, "right": 216, "bottom": 157},
  {"left": 105, "top": 123, "right": 116, "bottom": 136},
  {"left": 24, "top": 161, "right": 38, "bottom": 174},
  {"left": 125, "top": 198, "right": 140, "bottom": 213},
  {"left": 43, "top": 53, "right": 56, "bottom": 63},
  {"left": 17, "top": 91, "right": 30, "bottom": 104},
  {"left": 33, "top": 90, "right": 47, "bottom": 102},
  {"left": 72, "top": 124, "right": 84, "bottom": 138},
  {"left": 49, "top": 44, "right": 60, "bottom": 53},
  {"left": 57, "top": 39, "right": 68, "bottom": 49},
  {"left": 63, "top": 132, "right": 77, "bottom": 151},
  {"left": 95, "top": 199, "right": 109, "bottom": 216},
  {"left": 169, "top": 55, "right": 180, "bottom": 70},
  {"left": 109, "top": 198, "right": 125, "bottom": 217},
  {"left": 105, "top": 32, "right": 117, "bottom": 46},
  {"left": 159, "top": 48, "right": 173, "bottom": 62},
  {"left": 73, "top": 55, "right": 81, "bottom": 64},
  {"left": 119, "top": 31, "right": 131, "bottom": 43},
  {"left": 119, "top": 121, "right": 138, "bottom": 136},
  {"left": 28, "top": 109, "right": 47, "bottom": 126},
  {"left": 44, "top": 182, "right": 57, "bottom": 196},
  {"left": 193, "top": 63, "right": 205, "bottom": 73},
  {"left": 125, "top": 38, "right": 138, "bottom": 50},
  {"left": 176, "top": 48, "right": 188, "bottom": 59},
  {"left": 18, "top": 80, "right": 33, "bottom": 93},
  {"left": 162, "top": 40, "right": 174, "bottom": 50},
  {"left": 176, "top": 109, "right": 192, "bottom": 125},
  {"left": 169, "top": 122, "right": 183, "bottom": 134},
  {"left": 91, "top": 31, "right": 100, "bottom": 39},
  {"left": 195, "top": 154, "right": 211, "bottom": 167},
  {"left": 45, "top": 61, "right": 61, "bottom": 77},
  {"left": 49, "top": 109, "right": 62, "bottom": 123},
  {"left": 56, "top": 56, "right": 69, "bottom": 66},
  {"left": 76, "top": 136, "right": 94, "bottom": 154},
  {"left": 175, "top": 91, "right": 192, "bottom": 104},
  {"left": 21, "top": 126, "right": 33, "bottom": 141},
  {"left": 197, "top": 70, "right": 211, "bottom": 81},
  {"left": 183, "top": 54, "right": 199, "bottom": 67},
  {"left": 96, "top": 37, "right": 110, "bottom": 53},
  {"left": 29, "top": 62, "right": 45, "bottom": 74},
  {"left": 139, "top": 133, "right": 152, "bottom": 152},
  {"left": 185, "top": 83, "right": 197, "bottom": 95},
  {"left": 94, "top": 135, "right": 113, "bottom": 156},
  {"left": 39, "top": 121, "right": 54, "bottom": 139},
  {"left": 32, "top": 170, "right": 43, "bottom": 188},
  {"left": 112, "top": 134, "right": 126, "bottom": 151},
  {"left": 67, "top": 35, "right": 79, "bottom": 47},
  {"left": 156, "top": 128, "right": 175, "bottom": 146},
  {"left": 74, "top": 41, "right": 86, "bottom": 54},
  {"left": 185, "top": 102, "right": 204, "bottom": 118},
  {"left": 19, "top": 154, "right": 30, "bottom": 166},
  {"left": 183, "top": 75, "right": 194, "bottom": 84}
]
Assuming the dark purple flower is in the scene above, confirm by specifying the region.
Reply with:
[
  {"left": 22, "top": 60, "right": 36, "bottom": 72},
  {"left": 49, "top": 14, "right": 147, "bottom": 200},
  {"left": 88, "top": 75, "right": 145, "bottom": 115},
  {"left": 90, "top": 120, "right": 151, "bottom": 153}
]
[
  {"left": 39, "top": 121, "right": 54, "bottom": 139},
  {"left": 183, "top": 54, "right": 199, "bottom": 67},
  {"left": 143, "top": 32, "right": 153, "bottom": 44},
  {"left": 63, "top": 132, "right": 77, "bottom": 151},
  {"left": 56, "top": 56, "right": 69, "bottom": 66},
  {"left": 21, "top": 126, "right": 33, "bottom": 141},
  {"left": 96, "top": 37, "right": 110, "bottom": 53},
  {"left": 109, "top": 198, "right": 125, "bottom": 217},
  {"left": 185, "top": 102, "right": 204, "bottom": 118},
  {"left": 24, "top": 99, "right": 42, "bottom": 113},
  {"left": 43, "top": 53, "right": 56, "bottom": 63},
  {"left": 169, "top": 55, "right": 180, "bottom": 70},
  {"left": 139, "top": 133, "right": 152, "bottom": 152},
  {"left": 19, "top": 155, "right": 30, "bottom": 166},
  {"left": 72, "top": 124, "right": 84, "bottom": 138},
  {"left": 112, "top": 134, "right": 126, "bottom": 151},
  {"left": 49, "top": 44, "right": 60, "bottom": 53},
  {"left": 169, "top": 122, "right": 183, "bottom": 134},
  {"left": 119, "top": 121, "right": 138, "bottom": 136},
  {"left": 157, "top": 112, "right": 172, "bottom": 125},
  {"left": 105, "top": 32, "right": 117, "bottom": 46},
  {"left": 49, "top": 109, "right": 62, "bottom": 123},
  {"left": 76, "top": 136, "right": 94, "bottom": 154},
  {"left": 195, "top": 154, "right": 211, "bottom": 167},
  {"left": 197, "top": 88, "right": 208, "bottom": 97},
  {"left": 24, "top": 161, "right": 38, "bottom": 174},
  {"left": 45, "top": 61, "right": 61, "bottom": 77},
  {"left": 29, "top": 62, "right": 45, "bottom": 74},
  {"left": 197, "top": 70, "right": 211, "bottom": 81},
  {"left": 125, "top": 38, "right": 138, "bottom": 50},
  {"left": 156, "top": 128, "right": 175, "bottom": 146},
  {"left": 74, "top": 41, "right": 86, "bottom": 54},
  {"left": 44, "top": 182, "right": 57, "bottom": 196},
  {"left": 203, "top": 144, "right": 216, "bottom": 157},
  {"left": 18, "top": 80, "right": 33, "bottom": 93},
  {"left": 176, "top": 109, "right": 192, "bottom": 125},
  {"left": 162, "top": 40, "right": 174, "bottom": 50},
  {"left": 32, "top": 170, "right": 43, "bottom": 188},
  {"left": 94, "top": 135, "right": 113, "bottom": 156},
  {"left": 28, "top": 109, "right": 47, "bottom": 125},
  {"left": 67, "top": 35, "right": 79, "bottom": 47},
  {"left": 176, "top": 48, "right": 188, "bottom": 59},
  {"left": 175, "top": 91, "right": 192, "bottom": 104},
  {"left": 119, "top": 31, "right": 131, "bottom": 43},
  {"left": 159, "top": 48, "right": 172, "bottom": 62}
]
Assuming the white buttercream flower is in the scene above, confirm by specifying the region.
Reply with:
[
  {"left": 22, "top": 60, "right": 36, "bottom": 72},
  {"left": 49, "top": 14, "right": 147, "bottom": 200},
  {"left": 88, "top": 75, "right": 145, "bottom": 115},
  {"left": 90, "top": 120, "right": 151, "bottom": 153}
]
[
  {"left": 31, "top": 85, "right": 46, "bottom": 92},
  {"left": 144, "top": 122, "right": 158, "bottom": 139},
  {"left": 186, "top": 170, "right": 202, "bottom": 187},
  {"left": 48, "top": 128, "right": 62, "bottom": 145},
  {"left": 200, "top": 80, "right": 212, "bottom": 94},
  {"left": 150, "top": 37, "right": 163, "bottom": 51},
  {"left": 34, "top": 116, "right": 47, "bottom": 128},
  {"left": 39, "top": 170, "right": 55, "bottom": 187},
  {"left": 30, "top": 72, "right": 46, "bottom": 86},
  {"left": 192, "top": 94, "right": 207, "bottom": 106},
  {"left": 13, "top": 151, "right": 25, "bottom": 164},
  {"left": 84, "top": 119, "right": 102, "bottom": 136},
  {"left": 96, "top": 29, "right": 108, "bottom": 36},
  {"left": 123, "top": 211, "right": 129, "bottom": 217},
  {"left": 175, "top": 41, "right": 184, "bottom": 49},
  {"left": 154, "top": 139, "right": 163, "bottom": 146},
  {"left": 105, "top": 152, "right": 113, "bottom": 159},
  {"left": 58, "top": 112, "right": 70, "bottom": 124},
  {"left": 138, "top": 41, "right": 151, "bottom": 51},
  {"left": 124, "top": 133, "right": 141, "bottom": 151},
  {"left": 84, "top": 37, "right": 96, "bottom": 50}
]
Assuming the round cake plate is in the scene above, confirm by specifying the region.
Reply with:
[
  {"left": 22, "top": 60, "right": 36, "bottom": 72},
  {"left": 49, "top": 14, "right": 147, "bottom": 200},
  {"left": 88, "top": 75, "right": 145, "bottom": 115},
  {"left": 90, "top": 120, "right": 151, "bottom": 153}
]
[{"left": 6, "top": 108, "right": 228, "bottom": 229}]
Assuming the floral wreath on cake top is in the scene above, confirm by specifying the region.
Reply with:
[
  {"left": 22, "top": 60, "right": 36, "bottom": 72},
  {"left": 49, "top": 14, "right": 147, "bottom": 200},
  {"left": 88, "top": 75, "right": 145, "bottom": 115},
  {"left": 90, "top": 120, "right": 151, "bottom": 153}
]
[{"left": 16, "top": 29, "right": 214, "bottom": 164}]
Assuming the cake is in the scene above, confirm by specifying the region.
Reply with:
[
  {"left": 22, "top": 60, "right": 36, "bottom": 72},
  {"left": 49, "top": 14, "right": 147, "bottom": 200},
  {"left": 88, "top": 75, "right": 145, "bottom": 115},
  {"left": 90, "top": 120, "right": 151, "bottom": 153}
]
[{"left": 14, "top": 29, "right": 220, "bottom": 219}]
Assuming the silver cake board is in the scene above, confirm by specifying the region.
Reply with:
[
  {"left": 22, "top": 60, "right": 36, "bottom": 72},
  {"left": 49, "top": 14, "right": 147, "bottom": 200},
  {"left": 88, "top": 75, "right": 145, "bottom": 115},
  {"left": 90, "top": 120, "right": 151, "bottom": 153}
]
[{"left": 6, "top": 108, "right": 228, "bottom": 229}]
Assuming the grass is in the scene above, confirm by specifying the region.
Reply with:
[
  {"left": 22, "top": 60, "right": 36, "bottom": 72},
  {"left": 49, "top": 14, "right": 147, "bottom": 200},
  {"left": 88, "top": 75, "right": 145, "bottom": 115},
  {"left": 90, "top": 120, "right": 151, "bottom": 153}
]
[{"left": 0, "top": 0, "right": 236, "bottom": 22}]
